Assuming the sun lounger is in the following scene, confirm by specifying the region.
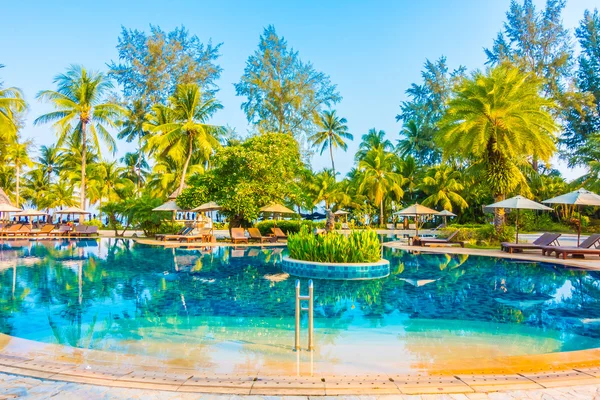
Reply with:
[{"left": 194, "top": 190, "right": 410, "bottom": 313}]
[
  {"left": 75, "top": 225, "right": 98, "bottom": 237},
  {"left": 49, "top": 225, "right": 73, "bottom": 237},
  {"left": 248, "top": 228, "right": 277, "bottom": 243},
  {"left": 418, "top": 230, "right": 464, "bottom": 247},
  {"left": 542, "top": 234, "right": 600, "bottom": 259},
  {"left": 271, "top": 227, "right": 288, "bottom": 241},
  {"left": 8, "top": 225, "right": 31, "bottom": 237},
  {"left": 30, "top": 224, "right": 56, "bottom": 236},
  {"left": 156, "top": 227, "right": 187, "bottom": 241},
  {"left": 179, "top": 228, "right": 213, "bottom": 243},
  {"left": 231, "top": 228, "right": 249, "bottom": 244},
  {"left": 501, "top": 232, "right": 561, "bottom": 254},
  {"left": 0, "top": 224, "right": 23, "bottom": 237},
  {"left": 160, "top": 227, "right": 193, "bottom": 241},
  {"left": 72, "top": 225, "right": 89, "bottom": 237},
  {"left": 386, "top": 224, "right": 395, "bottom": 230}
]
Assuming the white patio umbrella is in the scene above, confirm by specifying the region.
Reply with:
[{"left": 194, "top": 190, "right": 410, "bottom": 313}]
[
  {"left": 15, "top": 209, "right": 49, "bottom": 225},
  {"left": 0, "top": 204, "right": 21, "bottom": 223},
  {"left": 55, "top": 206, "right": 91, "bottom": 224},
  {"left": 436, "top": 209, "right": 456, "bottom": 227},
  {"left": 485, "top": 195, "right": 552, "bottom": 244},
  {"left": 192, "top": 201, "right": 222, "bottom": 212},
  {"left": 394, "top": 203, "right": 438, "bottom": 237},
  {"left": 334, "top": 209, "right": 349, "bottom": 223},
  {"left": 153, "top": 200, "right": 182, "bottom": 221},
  {"left": 542, "top": 189, "right": 600, "bottom": 245}
]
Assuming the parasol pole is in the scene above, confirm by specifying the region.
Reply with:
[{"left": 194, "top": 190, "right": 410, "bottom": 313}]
[{"left": 515, "top": 208, "right": 519, "bottom": 244}]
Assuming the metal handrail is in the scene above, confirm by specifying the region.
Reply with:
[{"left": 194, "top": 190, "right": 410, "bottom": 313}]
[{"left": 295, "top": 279, "right": 314, "bottom": 351}]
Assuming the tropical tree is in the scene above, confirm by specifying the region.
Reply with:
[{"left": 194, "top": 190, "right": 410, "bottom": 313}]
[
  {"left": 307, "top": 169, "right": 348, "bottom": 209},
  {"left": 309, "top": 110, "right": 353, "bottom": 175},
  {"left": 146, "top": 83, "right": 224, "bottom": 195},
  {"left": 419, "top": 165, "right": 468, "bottom": 212},
  {"left": 88, "top": 160, "right": 134, "bottom": 211},
  {"left": 0, "top": 74, "right": 26, "bottom": 143},
  {"left": 355, "top": 128, "right": 393, "bottom": 161},
  {"left": 5, "top": 137, "right": 33, "bottom": 207},
  {"left": 397, "top": 120, "right": 436, "bottom": 165},
  {"left": 437, "top": 64, "right": 558, "bottom": 227},
  {"left": 37, "top": 145, "right": 61, "bottom": 183},
  {"left": 34, "top": 65, "right": 124, "bottom": 208},
  {"left": 358, "top": 147, "right": 406, "bottom": 226},
  {"left": 120, "top": 151, "right": 149, "bottom": 194},
  {"left": 22, "top": 168, "right": 51, "bottom": 210}
]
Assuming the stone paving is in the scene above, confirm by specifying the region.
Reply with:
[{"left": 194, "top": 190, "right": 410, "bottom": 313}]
[{"left": 0, "top": 373, "right": 600, "bottom": 399}]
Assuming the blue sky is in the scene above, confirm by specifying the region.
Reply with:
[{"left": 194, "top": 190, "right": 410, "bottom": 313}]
[{"left": 1, "top": 0, "right": 596, "bottom": 179}]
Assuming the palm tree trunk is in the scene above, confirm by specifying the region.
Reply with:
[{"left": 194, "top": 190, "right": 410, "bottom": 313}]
[
  {"left": 493, "top": 194, "right": 505, "bottom": 231},
  {"left": 136, "top": 136, "right": 142, "bottom": 197},
  {"left": 15, "top": 164, "right": 20, "bottom": 207},
  {"left": 81, "top": 121, "right": 87, "bottom": 209},
  {"left": 380, "top": 199, "right": 384, "bottom": 228},
  {"left": 178, "top": 137, "right": 193, "bottom": 194},
  {"left": 329, "top": 139, "right": 335, "bottom": 176}
]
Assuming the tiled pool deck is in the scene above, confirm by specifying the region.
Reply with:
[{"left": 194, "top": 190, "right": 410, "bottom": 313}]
[{"left": 2, "top": 237, "right": 600, "bottom": 397}]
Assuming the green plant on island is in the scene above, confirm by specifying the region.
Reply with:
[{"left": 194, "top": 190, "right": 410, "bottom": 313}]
[{"left": 287, "top": 226, "right": 381, "bottom": 264}]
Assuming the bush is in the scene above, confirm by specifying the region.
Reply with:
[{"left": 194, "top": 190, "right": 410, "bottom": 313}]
[
  {"left": 287, "top": 226, "right": 381, "bottom": 263},
  {"left": 442, "top": 224, "right": 516, "bottom": 245},
  {"left": 156, "top": 222, "right": 185, "bottom": 235},
  {"left": 83, "top": 219, "right": 104, "bottom": 228}
]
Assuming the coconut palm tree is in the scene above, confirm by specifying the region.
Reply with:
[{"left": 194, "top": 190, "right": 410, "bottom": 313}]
[
  {"left": 34, "top": 65, "right": 125, "bottom": 208},
  {"left": 419, "top": 165, "right": 468, "bottom": 212},
  {"left": 147, "top": 83, "right": 224, "bottom": 194},
  {"left": 5, "top": 136, "right": 33, "bottom": 207},
  {"left": 397, "top": 120, "right": 438, "bottom": 164},
  {"left": 355, "top": 128, "right": 393, "bottom": 161},
  {"left": 37, "top": 144, "right": 61, "bottom": 183},
  {"left": 309, "top": 110, "right": 353, "bottom": 175},
  {"left": 358, "top": 147, "right": 406, "bottom": 226},
  {"left": 0, "top": 79, "right": 26, "bottom": 142},
  {"left": 120, "top": 152, "right": 149, "bottom": 193},
  {"left": 118, "top": 100, "right": 150, "bottom": 194},
  {"left": 88, "top": 160, "right": 134, "bottom": 211},
  {"left": 437, "top": 64, "right": 557, "bottom": 227},
  {"left": 23, "top": 168, "right": 51, "bottom": 210},
  {"left": 308, "top": 169, "right": 349, "bottom": 209}
]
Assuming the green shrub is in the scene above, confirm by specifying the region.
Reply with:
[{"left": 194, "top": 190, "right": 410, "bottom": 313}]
[
  {"left": 83, "top": 219, "right": 104, "bottom": 228},
  {"left": 156, "top": 222, "right": 185, "bottom": 235},
  {"left": 287, "top": 226, "right": 381, "bottom": 263},
  {"left": 443, "top": 224, "right": 516, "bottom": 245}
]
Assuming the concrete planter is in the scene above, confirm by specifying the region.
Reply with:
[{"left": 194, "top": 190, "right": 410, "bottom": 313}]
[{"left": 282, "top": 256, "right": 390, "bottom": 280}]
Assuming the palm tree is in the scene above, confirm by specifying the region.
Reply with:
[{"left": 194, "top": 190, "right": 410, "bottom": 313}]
[
  {"left": 0, "top": 81, "right": 26, "bottom": 143},
  {"left": 358, "top": 147, "right": 406, "bottom": 226},
  {"left": 355, "top": 128, "right": 393, "bottom": 161},
  {"left": 5, "top": 136, "right": 33, "bottom": 207},
  {"left": 308, "top": 169, "right": 348, "bottom": 209},
  {"left": 419, "top": 165, "right": 468, "bottom": 212},
  {"left": 118, "top": 100, "right": 150, "bottom": 194},
  {"left": 38, "top": 144, "right": 61, "bottom": 183},
  {"left": 147, "top": 84, "right": 224, "bottom": 194},
  {"left": 88, "top": 160, "right": 134, "bottom": 211},
  {"left": 397, "top": 120, "right": 437, "bottom": 164},
  {"left": 120, "top": 152, "right": 149, "bottom": 193},
  {"left": 309, "top": 110, "right": 353, "bottom": 175},
  {"left": 34, "top": 65, "right": 124, "bottom": 208},
  {"left": 437, "top": 64, "right": 557, "bottom": 227},
  {"left": 23, "top": 168, "right": 51, "bottom": 210}
]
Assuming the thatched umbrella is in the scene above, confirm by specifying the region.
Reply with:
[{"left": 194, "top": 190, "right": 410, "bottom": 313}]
[{"left": 394, "top": 203, "right": 438, "bottom": 237}]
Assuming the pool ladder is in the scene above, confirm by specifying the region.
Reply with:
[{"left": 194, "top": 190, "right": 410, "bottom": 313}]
[{"left": 295, "top": 279, "right": 314, "bottom": 351}]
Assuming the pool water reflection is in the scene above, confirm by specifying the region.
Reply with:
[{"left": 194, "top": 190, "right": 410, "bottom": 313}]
[{"left": 0, "top": 238, "right": 600, "bottom": 373}]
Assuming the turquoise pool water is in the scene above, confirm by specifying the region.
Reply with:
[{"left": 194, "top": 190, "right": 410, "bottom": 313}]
[{"left": 1, "top": 238, "right": 600, "bottom": 372}]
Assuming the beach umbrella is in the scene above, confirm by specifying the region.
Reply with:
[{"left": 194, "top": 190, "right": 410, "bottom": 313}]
[
  {"left": 0, "top": 204, "right": 21, "bottom": 213},
  {"left": 394, "top": 203, "right": 438, "bottom": 237},
  {"left": 436, "top": 209, "right": 456, "bottom": 227},
  {"left": 542, "top": 188, "right": 600, "bottom": 245},
  {"left": 334, "top": 209, "right": 349, "bottom": 223},
  {"left": 485, "top": 195, "right": 552, "bottom": 244},
  {"left": 260, "top": 203, "right": 296, "bottom": 225},
  {"left": 192, "top": 201, "right": 222, "bottom": 212},
  {"left": 15, "top": 209, "right": 49, "bottom": 225},
  {"left": 55, "top": 206, "right": 90, "bottom": 223},
  {"left": 55, "top": 206, "right": 91, "bottom": 214},
  {"left": 153, "top": 200, "right": 182, "bottom": 221}
]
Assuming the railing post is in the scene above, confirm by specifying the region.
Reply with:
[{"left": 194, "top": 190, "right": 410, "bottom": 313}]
[
  {"left": 294, "top": 279, "right": 315, "bottom": 352},
  {"left": 295, "top": 280, "right": 301, "bottom": 351},
  {"left": 308, "top": 280, "right": 314, "bottom": 350}
]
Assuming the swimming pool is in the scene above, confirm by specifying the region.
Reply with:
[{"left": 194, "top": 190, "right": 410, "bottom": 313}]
[{"left": 0, "top": 238, "right": 599, "bottom": 374}]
